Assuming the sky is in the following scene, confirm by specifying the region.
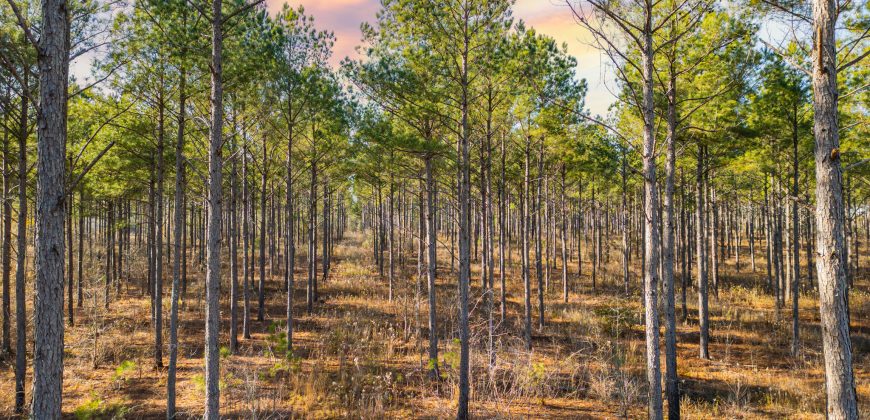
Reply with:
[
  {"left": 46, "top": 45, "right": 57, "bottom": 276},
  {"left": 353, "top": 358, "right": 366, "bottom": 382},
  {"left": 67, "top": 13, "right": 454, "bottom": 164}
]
[{"left": 265, "top": 0, "right": 615, "bottom": 115}]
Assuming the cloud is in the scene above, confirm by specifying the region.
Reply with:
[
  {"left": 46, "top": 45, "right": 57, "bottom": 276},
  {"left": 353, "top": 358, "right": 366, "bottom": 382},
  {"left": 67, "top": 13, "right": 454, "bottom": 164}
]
[
  {"left": 265, "top": 0, "right": 614, "bottom": 114},
  {"left": 266, "top": 0, "right": 379, "bottom": 66}
]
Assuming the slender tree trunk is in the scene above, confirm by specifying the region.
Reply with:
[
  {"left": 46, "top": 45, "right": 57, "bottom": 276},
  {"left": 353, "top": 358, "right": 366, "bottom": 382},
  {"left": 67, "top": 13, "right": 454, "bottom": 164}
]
[
  {"left": 640, "top": 17, "right": 663, "bottom": 419},
  {"left": 204, "top": 0, "right": 224, "bottom": 415},
  {"left": 765, "top": 179, "right": 773, "bottom": 292},
  {"left": 78, "top": 188, "right": 83, "bottom": 308},
  {"left": 621, "top": 149, "right": 629, "bottom": 295},
  {"left": 791, "top": 109, "right": 801, "bottom": 357},
  {"left": 32, "top": 0, "right": 70, "bottom": 412},
  {"left": 535, "top": 141, "right": 544, "bottom": 329},
  {"left": 750, "top": 204, "right": 756, "bottom": 272},
  {"left": 229, "top": 103, "right": 239, "bottom": 354},
  {"left": 522, "top": 133, "right": 532, "bottom": 350},
  {"left": 456, "top": 29, "right": 472, "bottom": 419},
  {"left": 285, "top": 107, "right": 295, "bottom": 352},
  {"left": 680, "top": 170, "right": 689, "bottom": 323},
  {"left": 389, "top": 173, "right": 394, "bottom": 301},
  {"left": 499, "top": 135, "right": 507, "bottom": 319},
  {"left": 13, "top": 68, "right": 28, "bottom": 415},
  {"left": 0, "top": 90, "right": 9, "bottom": 354},
  {"left": 167, "top": 66, "right": 186, "bottom": 418},
  {"left": 243, "top": 143, "right": 251, "bottom": 339},
  {"left": 561, "top": 166, "right": 568, "bottom": 303},
  {"left": 710, "top": 181, "right": 719, "bottom": 298},
  {"left": 154, "top": 80, "right": 166, "bottom": 370},
  {"left": 424, "top": 156, "right": 439, "bottom": 378},
  {"left": 307, "top": 140, "right": 317, "bottom": 314},
  {"left": 67, "top": 171, "right": 74, "bottom": 326},
  {"left": 663, "top": 62, "right": 680, "bottom": 419},
  {"left": 811, "top": 0, "right": 857, "bottom": 415},
  {"left": 697, "top": 146, "right": 709, "bottom": 359},
  {"left": 258, "top": 135, "right": 267, "bottom": 322}
]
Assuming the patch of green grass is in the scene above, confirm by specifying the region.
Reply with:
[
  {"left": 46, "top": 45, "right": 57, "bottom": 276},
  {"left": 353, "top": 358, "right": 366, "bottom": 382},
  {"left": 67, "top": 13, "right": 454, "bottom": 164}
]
[{"left": 74, "top": 392, "right": 128, "bottom": 420}]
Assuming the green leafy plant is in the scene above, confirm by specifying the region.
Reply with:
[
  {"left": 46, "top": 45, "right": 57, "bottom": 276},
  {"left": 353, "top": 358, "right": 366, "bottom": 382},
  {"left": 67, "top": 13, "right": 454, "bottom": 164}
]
[{"left": 73, "top": 392, "right": 128, "bottom": 420}]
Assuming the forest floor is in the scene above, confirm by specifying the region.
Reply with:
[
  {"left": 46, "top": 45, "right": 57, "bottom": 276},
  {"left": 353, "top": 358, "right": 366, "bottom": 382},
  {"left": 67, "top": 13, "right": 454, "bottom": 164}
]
[{"left": 0, "top": 231, "right": 868, "bottom": 419}]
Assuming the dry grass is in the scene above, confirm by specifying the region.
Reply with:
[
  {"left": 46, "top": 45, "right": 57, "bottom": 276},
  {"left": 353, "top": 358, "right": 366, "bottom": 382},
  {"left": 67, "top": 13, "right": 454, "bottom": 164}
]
[{"left": 0, "top": 231, "right": 867, "bottom": 418}]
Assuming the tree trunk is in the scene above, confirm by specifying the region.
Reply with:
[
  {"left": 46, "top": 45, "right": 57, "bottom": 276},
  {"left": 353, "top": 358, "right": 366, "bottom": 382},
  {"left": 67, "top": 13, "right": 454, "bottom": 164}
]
[
  {"left": 67, "top": 170, "right": 74, "bottom": 326},
  {"left": 243, "top": 143, "right": 251, "bottom": 339},
  {"left": 285, "top": 104, "right": 295, "bottom": 352},
  {"left": 522, "top": 133, "right": 532, "bottom": 350},
  {"left": 204, "top": 0, "right": 224, "bottom": 415},
  {"left": 640, "top": 17, "right": 663, "bottom": 419},
  {"left": 811, "top": 0, "right": 858, "bottom": 415},
  {"left": 791, "top": 108, "right": 801, "bottom": 357},
  {"left": 663, "top": 60, "right": 680, "bottom": 420},
  {"left": 167, "top": 66, "right": 186, "bottom": 418},
  {"left": 499, "top": 135, "right": 507, "bottom": 319},
  {"left": 229, "top": 104, "right": 239, "bottom": 354},
  {"left": 307, "top": 138, "right": 317, "bottom": 314},
  {"left": 424, "top": 156, "right": 438, "bottom": 378},
  {"left": 32, "top": 0, "right": 70, "bottom": 414},
  {"left": 710, "top": 181, "right": 719, "bottom": 298},
  {"left": 456, "top": 30, "right": 471, "bottom": 419},
  {"left": 259, "top": 134, "right": 267, "bottom": 322},
  {"left": 535, "top": 140, "right": 544, "bottom": 330},
  {"left": 1, "top": 91, "right": 10, "bottom": 354},
  {"left": 389, "top": 173, "right": 394, "bottom": 301},
  {"left": 154, "top": 79, "right": 165, "bottom": 370},
  {"left": 561, "top": 166, "right": 568, "bottom": 303},
  {"left": 697, "top": 146, "right": 709, "bottom": 359},
  {"left": 621, "top": 148, "right": 629, "bottom": 295},
  {"left": 13, "top": 68, "right": 28, "bottom": 415},
  {"left": 78, "top": 188, "right": 84, "bottom": 308}
]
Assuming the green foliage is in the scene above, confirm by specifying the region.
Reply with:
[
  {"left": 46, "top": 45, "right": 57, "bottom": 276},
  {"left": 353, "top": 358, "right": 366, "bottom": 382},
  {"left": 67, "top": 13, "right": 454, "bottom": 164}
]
[
  {"left": 73, "top": 393, "right": 128, "bottom": 420},
  {"left": 442, "top": 338, "right": 462, "bottom": 370},
  {"left": 111, "top": 360, "right": 136, "bottom": 383},
  {"left": 219, "top": 346, "right": 232, "bottom": 359},
  {"left": 192, "top": 374, "right": 206, "bottom": 394}
]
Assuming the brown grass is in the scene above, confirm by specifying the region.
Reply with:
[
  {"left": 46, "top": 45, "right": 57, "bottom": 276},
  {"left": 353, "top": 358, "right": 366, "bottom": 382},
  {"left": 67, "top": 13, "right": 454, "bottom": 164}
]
[{"left": 0, "top": 231, "right": 867, "bottom": 418}]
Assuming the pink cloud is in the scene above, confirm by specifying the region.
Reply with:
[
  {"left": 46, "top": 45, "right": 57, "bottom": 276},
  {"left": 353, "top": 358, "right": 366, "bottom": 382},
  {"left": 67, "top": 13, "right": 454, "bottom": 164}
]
[
  {"left": 266, "top": 0, "right": 380, "bottom": 66},
  {"left": 265, "top": 0, "right": 612, "bottom": 114}
]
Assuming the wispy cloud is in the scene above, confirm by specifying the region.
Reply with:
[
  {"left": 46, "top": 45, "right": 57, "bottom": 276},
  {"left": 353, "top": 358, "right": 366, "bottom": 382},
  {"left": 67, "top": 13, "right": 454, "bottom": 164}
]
[
  {"left": 267, "top": 0, "right": 379, "bottom": 66},
  {"left": 266, "top": 0, "right": 613, "bottom": 114}
]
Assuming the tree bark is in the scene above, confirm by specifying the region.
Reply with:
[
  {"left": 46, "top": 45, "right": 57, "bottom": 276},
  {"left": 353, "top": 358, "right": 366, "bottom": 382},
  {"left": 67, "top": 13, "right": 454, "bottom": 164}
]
[
  {"left": 204, "top": 0, "right": 224, "bottom": 415},
  {"left": 535, "top": 140, "right": 545, "bottom": 330},
  {"left": 154, "top": 78, "right": 165, "bottom": 370},
  {"left": 307, "top": 135, "right": 317, "bottom": 314},
  {"left": 1, "top": 90, "right": 10, "bottom": 354},
  {"left": 697, "top": 146, "right": 709, "bottom": 360},
  {"left": 258, "top": 135, "right": 267, "bottom": 322},
  {"left": 811, "top": 0, "right": 858, "bottom": 416},
  {"left": 285, "top": 102, "right": 295, "bottom": 351},
  {"left": 522, "top": 133, "right": 532, "bottom": 350},
  {"left": 791, "top": 105, "right": 801, "bottom": 357},
  {"left": 13, "top": 68, "right": 28, "bottom": 415},
  {"left": 229, "top": 103, "right": 239, "bottom": 354},
  {"left": 167, "top": 65, "right": 186, "bottom": 418},
  {"left": 456, "top": 34, "right": 471, "bottom": 420},
  {"left": 424, "top": 156, "right": 438, "bottom": 378},
  {"left": 67, "top": 170, "right": 74, "bottom": 326},
  {"left": 663, "top": 59, "right": 680, "bottom": 420},
  {"left": 32, "top": 0, "right": 70, "bottom": 413},
  {"left": 640, "top": 14, "right": 663, "bottom": 418}
]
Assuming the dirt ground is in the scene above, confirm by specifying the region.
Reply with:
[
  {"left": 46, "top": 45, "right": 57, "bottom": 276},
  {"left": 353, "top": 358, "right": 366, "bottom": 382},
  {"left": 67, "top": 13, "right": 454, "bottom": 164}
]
[{"left": 0, "top": 231, "right": 867, "bottom": 418}]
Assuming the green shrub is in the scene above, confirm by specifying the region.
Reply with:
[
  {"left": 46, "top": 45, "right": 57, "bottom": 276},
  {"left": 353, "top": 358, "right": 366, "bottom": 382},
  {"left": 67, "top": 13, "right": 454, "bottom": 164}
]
[{"left": 73, "top": 393, "right": 128, "bottom": 420}]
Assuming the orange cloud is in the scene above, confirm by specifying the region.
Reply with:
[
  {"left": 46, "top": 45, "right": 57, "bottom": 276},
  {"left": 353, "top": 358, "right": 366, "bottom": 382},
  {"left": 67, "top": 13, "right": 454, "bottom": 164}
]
[{"left": 265, "top": 0, "right": 613, "bottom": 114}]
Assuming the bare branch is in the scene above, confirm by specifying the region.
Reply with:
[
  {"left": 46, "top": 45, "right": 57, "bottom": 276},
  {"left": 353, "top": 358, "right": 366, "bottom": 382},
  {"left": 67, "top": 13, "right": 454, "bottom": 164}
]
[{"left": 761, "top": 39, "right": 812, "bottom": 76}]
